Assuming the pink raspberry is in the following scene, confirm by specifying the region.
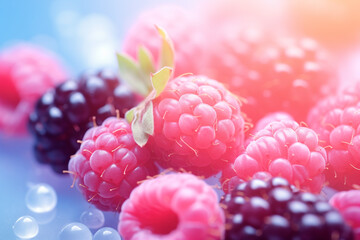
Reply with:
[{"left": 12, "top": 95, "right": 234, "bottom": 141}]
[
  {"left": 252, "top": 112, "right": 294, "bottom": 134},
  {"left": 307, "top": 86, "right": 360, "bottom": 190},
  {"left": 0, "top": 43, "right": 67, "bottom": 135},
  {"left": 330, "top": 190, "right": 360, "bottom": 240},
  {"left": 233, "top": 119, "right": 327, "bottom": 193},
  {"left": 245, "top": 111, "right": 294, "bottom": 146},
  {"left": 200, "top": 25, "right": 336, "bottom": 122},
  {"left": 68, "top": 117, "right": 158, "bottom": 211},
  {"left": 123, "top": 5, "right": 204, "bottom": 77},
  {"left": 149, "top": 75, "right": 245, "bottom": 177},
  {"left": 118, "top": 173, "right": 225, "bottom": 240}
]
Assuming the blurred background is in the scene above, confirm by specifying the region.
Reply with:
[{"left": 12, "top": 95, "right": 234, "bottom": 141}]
[{"left": 2, "top": 0, "right": 360, "bottom": 239}]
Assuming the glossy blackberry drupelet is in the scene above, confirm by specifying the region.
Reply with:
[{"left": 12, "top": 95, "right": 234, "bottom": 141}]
[
  {"left": 222, "top": 177, "right": 354, "bottom": 240},
  {"left": 28, "top": 69, "right": 138, "bottom": 173}
]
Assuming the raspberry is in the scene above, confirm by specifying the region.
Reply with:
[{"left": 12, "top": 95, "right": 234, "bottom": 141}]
[
  {"left": 149, "top": 75, "right": 245, "bottom": 177},
  {"left": 123, "top": 5, "right": 204, "bottom": 77},
  {"left": 202, "top": 29, "right": 336, "bottom": 122},
  {"left": 0, "top": 43, "right": 67, "bottom": 135},
  {"left": 233, "top": 119, "right": 327, "bottom": 193},
  {"left": 307, "top": 86, "right": 360, "bottom": 190},
  {"left": 68, "top": 117, "right": 157, "bottom": 212},
  {"left": 118, "top": 173, "right": 225, "bottom": 240},
  {"left": 245, "top": 111, "right": 294, "bottom": 146},
  {"left": 222, "top": 177, "right": 354, "bottom": 240},
  {"left": 28, "top": 69, "right": 138, "bottom": 173},
  {"left": 330, "top": 190, "right": 360, "bottom": 240},
  {"left": 252, "top": 112, "right": 294, "bottom": 135}
]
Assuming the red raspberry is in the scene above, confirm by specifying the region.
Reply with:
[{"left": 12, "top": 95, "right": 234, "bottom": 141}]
[
  {"left": 149, "top": 75, "right": 245, "bottom": 177},
  {"left": 253, "top": 112, "right": 294, "bottom": 134},
  {"left": 330, "top": 190, "right": 360, "bottom": 240},
  {"left": 233, "top": 119, "right": 327, "bottom": 193},
  {"left": 201, "top": 27, "right": 336, "bottom": 122},
  {"left": 68, "top": 117, "right": 158, "bottom": 211},
  {"left": 123, "top": 5, "right": 204, "bottom": 77},
  {"left": 245, "top": 111, "right": 294, "bottom": 146},
  {"left": 0, "top": 43, "right": 67, "bottom": 135},
  {"left": 307, "top": 87, "right": 360, "bottom": 190},
  {"left": 118, "top": 173, "right": 225, "bottom": 240}
]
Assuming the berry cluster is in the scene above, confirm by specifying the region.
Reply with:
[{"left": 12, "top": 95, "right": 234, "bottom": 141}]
[
  {"left": 4, "top": 3, "right": 360, "bottom": 240},
  {"left": 28, "top": 69, "right": 138, "bottom": 173},
  {"left": 0, "top": 44, "right": 67, "bottom": 135},
  {"left": 307, "top": 85, "right": 360, "bottom": 190},
  {"left": 222, "top": 177, "right": 354, "bottom": 240},
  {"left": 233, "top": 119, "right": 327, "bottom": 193},
  {"left": 149, "top": 75, "right": 245, "bottom": 177},
  {"left": 68, "top": 117, "right": 157, "bottom": 211},
  {"left": 118, "top": 173, "right": 225, "bottom": 239}
]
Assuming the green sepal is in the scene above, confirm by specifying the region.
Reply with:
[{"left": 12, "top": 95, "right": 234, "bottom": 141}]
[
  {"left": 151, "top": 67, "right": 172, "bottom": 97},
  {"left": 138, "top": 46, "right": 156, "bottom": 78},
  {"left": 156, "top": 25, "right": 175, "bottom": 70},
  {"left": 116, "top": 53, "right": 149, "bottom": 96},
  {"left": 127, "top": 67, "right": 172, "bottom": 147},
  {"left": 125, "top": 108, "right": 135, "bottom": 123}
]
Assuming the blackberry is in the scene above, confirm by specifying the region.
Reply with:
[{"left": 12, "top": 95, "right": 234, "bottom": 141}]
[
  {"left": 222, "top": 177, "right": 354, "bottom": 240},
  {"left": 28, "top": 69, "right": 139, "bottom": 173}
]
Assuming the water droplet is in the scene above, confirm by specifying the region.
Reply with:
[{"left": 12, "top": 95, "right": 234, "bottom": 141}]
[
  {"left": 94, "top": 227, "right": 121, "bottom": 240},
  {"left": 13, "top": 216, "right": 39, "bottom": 239},
  {"left": 80, "top": 208, "right": 105, "bottom": 229},
  {"left": 58, "top": 222, "right": 92, "bottom": 240},
  {"left": 26, "top": 183, "right": 57, "bottom": 213}
]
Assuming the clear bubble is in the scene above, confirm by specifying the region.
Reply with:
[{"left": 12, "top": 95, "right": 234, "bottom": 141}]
[
  {"left": 13, "top": 216, "right": 39, "bottom": 239},
  {"left": 26, "top": 183, "right": 57, "bottom": 213},
  {"left": 58, "top": 222, "right": 92, "bottom": 240},
  {"left": 94, "top": 227, "right": 121, "bottom": 240},
  {"left": 80, "top": 207, "right": 105, "bottom": 229}
]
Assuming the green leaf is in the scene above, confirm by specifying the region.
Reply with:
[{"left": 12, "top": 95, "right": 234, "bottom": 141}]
[
  {"left": 131, "top": 114, "right": 150, "bottom": 147},
  {"left": 138, "top": 46, "right": 156, "bottom": 77},
  {"left": 116, "top": 53, "right": 149, "bottom": 96},
  {"left": 125, "top": 108, "right": 135, "bottom": 123},
  {"left": 156, "top": 25, "right": 175, "bottom": 70},
  {"left": 151, "top": 67, "right": 172, "bottom": 97},
  {"left": 141, "top": 101, "right": 154, "bottom": 135}
]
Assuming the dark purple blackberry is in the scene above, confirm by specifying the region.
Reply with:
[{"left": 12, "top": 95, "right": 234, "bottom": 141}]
[
  {"left": 28, "top": 69, "right": 139, "bottom": 173},
  {"left": 221, "top": 177, "right": 354, "bottom": 240}
]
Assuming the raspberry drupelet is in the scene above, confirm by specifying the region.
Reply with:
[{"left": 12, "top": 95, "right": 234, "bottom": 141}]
[
  {"left": 231, "top": 119, "right": 327, "bottom": 193},
  {"left": 330, "top": 190, "right": 360, "bottom": 240},
  {"left": 118, "top": 173, "right": 225, "bottom": 240},
  {"left": 68, "top": 117, "right": 158, "bottom": 212},
  {"left": 148, "top": 75, "right": 245, "bottom": 177},
  {"left": 307, "top": 84, "right": 360, "bottom": 190}
]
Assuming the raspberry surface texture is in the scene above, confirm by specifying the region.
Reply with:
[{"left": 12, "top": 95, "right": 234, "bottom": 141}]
[
  {"left": 149, "top": 75, "right": 245, "bottom": 177},
  {"left": 307, "top": 85, "right": 360, "bottom": 190},
  {"left": 233, "top": 119, "right": 327, "bottom": 193},
  {"left": 68, "top": 117, "right": 157, "bottom": 211},
  {"left": 28, "top": 69, "right": 138, "bottom": 173},
  {"left": 118, "top": 173, "right": 225, "bottom": 240},
  {"left": 253, "top": 112, "right": 294, "bottom": 134},
  {"left": 222, "top": 177, "right": 354, "bottom": 240},
  {"left": 123, "top": 5, "right": 204, "bottom": 77},
  {"left": 0, "top": 43, "right": 67, "bottom": 135},
  {"left": 330, "top": 190, "right": 360, "bottom": 240},
  {"left": 202, "top": 31, "right": 336, "bottom": 122}
]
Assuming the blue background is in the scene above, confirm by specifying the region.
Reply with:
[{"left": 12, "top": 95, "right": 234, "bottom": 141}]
[{"left": 0, "top": 1, "right": 194, "bottom": 239}]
